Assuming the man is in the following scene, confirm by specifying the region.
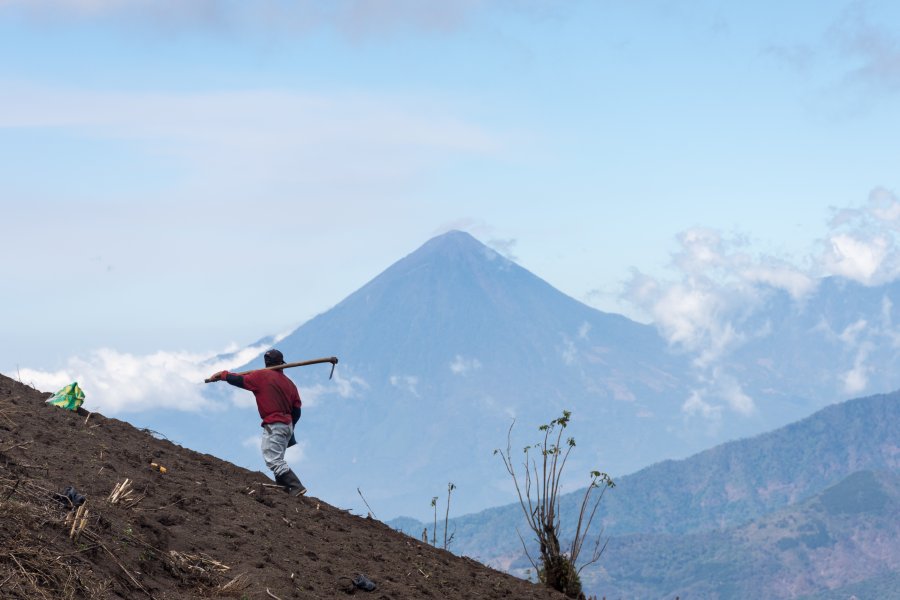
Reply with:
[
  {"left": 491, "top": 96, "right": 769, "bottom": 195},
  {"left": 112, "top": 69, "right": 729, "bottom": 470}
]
[{"left": 209, "top": 349, "right": 306, "bottom": 496}]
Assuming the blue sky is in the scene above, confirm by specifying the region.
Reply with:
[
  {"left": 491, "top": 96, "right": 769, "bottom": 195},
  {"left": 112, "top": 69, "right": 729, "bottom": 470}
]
[{"left": 3, "top": 0, "right": 900, "bottom": 409}]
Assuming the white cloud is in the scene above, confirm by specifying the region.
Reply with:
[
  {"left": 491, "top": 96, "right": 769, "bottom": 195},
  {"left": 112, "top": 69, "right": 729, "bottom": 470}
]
[
  {"left": 616, "top": 191, "right": 900, "bottom": 421},
  {"left": 11, "top": 334, "right": 305, "bottom": 415},
  {"left": 0, "top": 83, "right": 501, "bottom": 205},
  {"left": 389, "top": 374, "right": 419, "bottom": 396},
  {"left": 841, "top": 341, "right": 873, "bottom": 396},
  {"left": 449, "top": 355, "right": 482, "bottom": 375},
  {"left": 818, "top": 188, "right": 900, "bottom": 284},
  {"left": 719, "top": 377, "right": 756, "bottom": 416},
  {"left": 300, "top": 368, "right": 369, "bottom": 407},
  {"left": 737, "top": 265, "right": 816, "bottom": 299},
  {"left": 842, "top": 358, "right": 869, "bottom": 395},
  {"left": 242, "top": 434, "right": 262, "bottom": 449},
  {"left": 880, "top": 296, "right": 900, "bottom": 347},
  {"left": 577, "top": 322, "right": 591, "bottom": 340},
  {"left": 623, "top": 226, "right": 810, "bottom": 420},
  {"left": 285, "top": 440, "right": 308, "bottom": 464},
  {"left": 12, "top": 340, "right": 274, "bottom": 414},
  {"left": 821, "top": 233, "right": 890, "bottom": 283},
  {"left": 0, "top": 0, "right": 562, "bottom": 41},
  {"left": 681, "top": 391, "right": 722, "bottom": 421},
  {"left": 486, "top": 238, "right": 518, "bottom": 261},
  {"left": 838, "top": 319, "right": 868, "bottom": 346},
  {"left": 626, "top": 227, "right": 814, "bottom": 364},
  {"left": 842, "top": 365, "right": 867, "bottom": 395},
  {"left": 679, "top": 371, "right": 755, "bottom": 421},
  {"left": 559, "top": 337, "right": 578, "bottom": 366},
  {"left": 230, "top": 392, "right": 259, "bottom": 410}
]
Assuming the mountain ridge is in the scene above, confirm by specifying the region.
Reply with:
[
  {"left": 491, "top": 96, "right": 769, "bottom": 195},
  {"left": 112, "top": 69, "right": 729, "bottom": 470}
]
[{"left": 583, "top": 469, "right": 900, "bottom": 599}]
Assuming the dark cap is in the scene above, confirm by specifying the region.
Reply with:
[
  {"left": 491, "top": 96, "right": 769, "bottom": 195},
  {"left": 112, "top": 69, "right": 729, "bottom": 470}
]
[{"left": 264, "top": 349, "right": 286, "bottom": 367}]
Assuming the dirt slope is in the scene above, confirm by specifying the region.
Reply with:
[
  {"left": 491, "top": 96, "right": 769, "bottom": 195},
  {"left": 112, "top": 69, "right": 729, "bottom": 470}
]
[{"left": 0, "top": 374, "right": 564, "bottom": 600}]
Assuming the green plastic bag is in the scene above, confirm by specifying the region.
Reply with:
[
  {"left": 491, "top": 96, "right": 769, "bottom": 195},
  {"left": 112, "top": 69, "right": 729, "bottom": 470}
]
[{"left": 47, "top": 382, "right": 85, "bottom": 411}]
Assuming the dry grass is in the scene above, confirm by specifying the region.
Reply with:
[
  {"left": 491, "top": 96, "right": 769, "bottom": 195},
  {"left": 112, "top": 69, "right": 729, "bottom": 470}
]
[
  {"left": 0, "top": 472, "right": 238, "bottom": 600},
  {"left": 0, "top": 478, "right": 110, "bottom": 599}
]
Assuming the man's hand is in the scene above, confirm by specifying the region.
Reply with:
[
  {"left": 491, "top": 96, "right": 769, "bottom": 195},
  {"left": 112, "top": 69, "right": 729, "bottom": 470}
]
[{"left": 210, "top": 370, "right": 229, "bottom": 382}]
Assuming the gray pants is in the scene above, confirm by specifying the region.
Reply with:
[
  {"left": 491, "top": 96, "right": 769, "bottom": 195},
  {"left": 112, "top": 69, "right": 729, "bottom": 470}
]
[{"left": 261, "top": 422, "right": 293, "bottom": 477}]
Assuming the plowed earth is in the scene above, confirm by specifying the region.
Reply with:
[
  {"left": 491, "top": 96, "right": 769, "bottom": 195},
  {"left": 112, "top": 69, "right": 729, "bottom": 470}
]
[{"left": 0, "top": 374, "right": 563, "bottom": 600}]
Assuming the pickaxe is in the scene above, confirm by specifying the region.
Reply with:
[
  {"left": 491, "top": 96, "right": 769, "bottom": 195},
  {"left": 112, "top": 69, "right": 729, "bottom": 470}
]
[{"left": 204, "top": 356, "right": 338, "bottom": 383}]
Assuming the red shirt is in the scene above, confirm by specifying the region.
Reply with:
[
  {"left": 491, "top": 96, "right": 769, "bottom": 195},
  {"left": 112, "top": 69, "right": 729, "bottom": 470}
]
[{"left": 241, "top": 369, "right": 302, "bottom": 426}]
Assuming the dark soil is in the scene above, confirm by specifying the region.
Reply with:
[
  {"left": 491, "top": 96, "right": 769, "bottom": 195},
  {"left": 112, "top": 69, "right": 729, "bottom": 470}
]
[{"left": 0, "top": 374, "right": 565, "bottom": 600}]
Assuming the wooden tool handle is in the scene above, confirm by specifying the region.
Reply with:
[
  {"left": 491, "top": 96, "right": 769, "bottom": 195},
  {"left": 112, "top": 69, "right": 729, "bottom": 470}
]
[{"left": 205, "top": 356, "right": 338, "bottom": 383}]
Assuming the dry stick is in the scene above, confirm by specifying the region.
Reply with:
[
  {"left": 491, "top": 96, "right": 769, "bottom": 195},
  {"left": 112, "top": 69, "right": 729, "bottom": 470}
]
[
  {"left": 133, "top": 497, "right": 186, "bottom": 512},
  {"left": 220, "top": 573, "right": 248, "bottom": 591},
  {"left": 0, "top": 409, "right": 17, "bottom": 428},
  {"left": 357, "top": 487, "right": 377, "bottom": 519},
  {"left": 265, "top": 588, "right": 284, "bottom": 600},
  {"left": 69, "top": 505, "right": 87, "bottom": 539},
  {"left": 0, "top": 440, "right": 33, "bottom": 453},
  {"left": 85, "top": 532, "right": 155, "bottom": 599},
  {"left": 9, "top": 553, "right": 37, "bottom": 589},
  {"left": 9, "top": 554, "right": 55, "bottom": 600},
  {"left": 443, "top": 483, "right": 455, "bottom": 549},
  {"left": 2, "top": 478, "right": 19, "bottom": 502}
]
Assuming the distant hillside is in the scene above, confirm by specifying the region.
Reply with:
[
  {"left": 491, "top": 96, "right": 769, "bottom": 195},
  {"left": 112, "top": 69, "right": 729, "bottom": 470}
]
[
  {"left": 797, "top": 569, "right": 900, "bottom": 600},
  {"left": 0, "top": 373, "right": 565, "bottom": 600},
  {"left": 390, "top": 390, "right": 900, "bottom": 597},
  {"left": 583, "top": 470, "right": 900, "bottom": 599},
  {"left": 395, "top": 390, "right": 900, "bottom": 555}
]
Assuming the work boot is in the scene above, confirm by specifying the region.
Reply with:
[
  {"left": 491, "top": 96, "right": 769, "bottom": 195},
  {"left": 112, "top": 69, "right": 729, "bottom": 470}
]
[{"left": 276, "top": 469, "right": 307, "bottom": 497}]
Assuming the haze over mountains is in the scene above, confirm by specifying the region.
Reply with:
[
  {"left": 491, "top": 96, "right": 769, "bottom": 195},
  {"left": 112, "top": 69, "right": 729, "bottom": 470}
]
[
  {"left": 132, "top": 230, "right": 900, "bottom": 521},
  {"left": 392, "top": 389, "right": 900, "bottom": 598}
]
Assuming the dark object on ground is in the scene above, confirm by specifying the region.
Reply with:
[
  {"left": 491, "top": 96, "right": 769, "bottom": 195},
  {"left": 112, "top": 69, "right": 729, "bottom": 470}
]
[
  {"left": 52, "top": 485, "right": 86, "bottom": 508},
  {"left": 353, "top": 573, "right": 376, "bottom": 591},
  {"left": 340, "top": 574, "right": 377, "bottom": 594}
]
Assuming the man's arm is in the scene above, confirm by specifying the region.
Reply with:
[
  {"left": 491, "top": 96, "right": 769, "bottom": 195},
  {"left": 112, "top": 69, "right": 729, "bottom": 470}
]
[
  {"left": 225, "top": 373, "right": 246, "bottom": 389},
  {"left": 209, "top": 371, "right": 247, "bottom": 389}
]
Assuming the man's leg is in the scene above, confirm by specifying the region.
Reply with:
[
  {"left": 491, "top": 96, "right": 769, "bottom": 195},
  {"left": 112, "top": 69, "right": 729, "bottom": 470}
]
[
  {"left": 261, "top": 422, "right": 292, "bottom": 477},
  {"left": 261, "top": 423, "right": 307, "bottom": 496}
]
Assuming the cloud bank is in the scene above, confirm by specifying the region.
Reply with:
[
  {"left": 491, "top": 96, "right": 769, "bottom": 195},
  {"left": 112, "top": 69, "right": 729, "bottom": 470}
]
[
  {"left": 14, "top": 343, "right": 269, "bottom": 414},
  {"left": 0, "top": 84, "right": 500, "bottom": 200},
  {"left": 624, "top": 187, "right": 900, "bottom": 420},
  {"left": 0, "top": 0, "right": 557, "bottom": 39},
  {"left": 8, "top": 331, "right": 363, "bottom": 415}
]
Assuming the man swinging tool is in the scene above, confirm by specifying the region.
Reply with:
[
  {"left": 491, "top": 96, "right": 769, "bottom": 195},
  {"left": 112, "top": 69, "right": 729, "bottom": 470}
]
[{"left": 208, "top": 349, "right": 311, "bottom": 496}]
